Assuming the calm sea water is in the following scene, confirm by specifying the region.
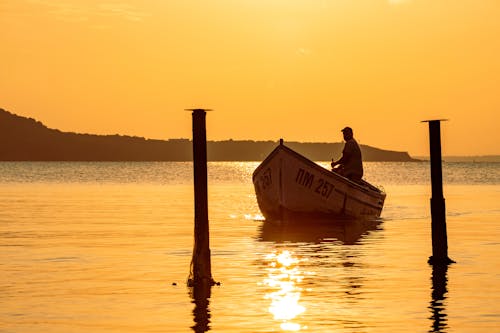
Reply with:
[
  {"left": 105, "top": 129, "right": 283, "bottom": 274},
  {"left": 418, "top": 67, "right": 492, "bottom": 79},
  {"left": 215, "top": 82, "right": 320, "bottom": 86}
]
[{"left": 1, "top": 161, "right": 499, "bottom": 332}]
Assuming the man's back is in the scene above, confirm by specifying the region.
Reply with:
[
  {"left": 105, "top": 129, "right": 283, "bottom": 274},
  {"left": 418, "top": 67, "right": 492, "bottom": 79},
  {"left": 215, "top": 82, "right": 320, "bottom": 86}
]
[{"left": 342, "top": 138, "right": 363, "bottom": 179}]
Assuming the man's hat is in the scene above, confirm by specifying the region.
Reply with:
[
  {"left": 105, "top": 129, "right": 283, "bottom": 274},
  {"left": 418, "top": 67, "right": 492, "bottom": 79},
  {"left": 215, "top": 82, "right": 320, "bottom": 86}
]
[{"left": 341, "top": 127, "right": 353, "bottom": 133}]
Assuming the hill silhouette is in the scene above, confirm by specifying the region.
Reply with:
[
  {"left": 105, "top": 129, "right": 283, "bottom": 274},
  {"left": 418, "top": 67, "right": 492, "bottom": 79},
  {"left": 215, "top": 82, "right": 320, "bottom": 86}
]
[{"left": 0, "top": 108, "right": 417, "bottom": 162}]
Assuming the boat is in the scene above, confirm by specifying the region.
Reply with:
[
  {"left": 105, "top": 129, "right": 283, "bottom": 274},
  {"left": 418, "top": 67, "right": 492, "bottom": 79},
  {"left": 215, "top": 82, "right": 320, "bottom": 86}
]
[{"left": 252, "top": 140, "right": 386, "bottom": 221}]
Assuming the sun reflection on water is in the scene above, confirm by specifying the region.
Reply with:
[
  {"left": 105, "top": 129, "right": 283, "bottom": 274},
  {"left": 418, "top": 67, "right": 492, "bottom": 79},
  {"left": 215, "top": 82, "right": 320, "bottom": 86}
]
[
  {"left": 263, "top": 250, "right": 307, "bottom": 331},
  {"left": 243, "top": 213, "right": 265, "bottom": 221}
]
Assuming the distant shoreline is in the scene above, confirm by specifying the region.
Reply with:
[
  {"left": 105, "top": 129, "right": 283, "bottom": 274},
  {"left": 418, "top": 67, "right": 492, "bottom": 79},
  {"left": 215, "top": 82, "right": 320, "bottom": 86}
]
[
  {"left": 0, "top": 108, "right": 433, "bottom": 162},
  {"left": 414, "top": 156, "right": 500, "bottom": 162}
]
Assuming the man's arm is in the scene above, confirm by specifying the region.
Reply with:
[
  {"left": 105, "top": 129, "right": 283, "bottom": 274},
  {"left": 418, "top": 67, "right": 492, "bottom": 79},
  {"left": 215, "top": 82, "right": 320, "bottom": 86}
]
[{"left": 332, "top": 142, "right": 353, "bottom": 167}]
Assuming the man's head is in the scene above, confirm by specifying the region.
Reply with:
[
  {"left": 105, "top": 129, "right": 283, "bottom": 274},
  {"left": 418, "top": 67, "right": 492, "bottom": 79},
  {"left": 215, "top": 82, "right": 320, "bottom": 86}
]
[{"left": 341, "top": 126, "right": 353, "bottom": 140}]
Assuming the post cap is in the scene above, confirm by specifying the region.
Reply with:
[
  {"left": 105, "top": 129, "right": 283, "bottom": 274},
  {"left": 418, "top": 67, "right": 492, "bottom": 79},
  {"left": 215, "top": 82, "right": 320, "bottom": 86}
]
[
  {"left": 185, "top": 108, "right": 213, "bottom": 112},
  {"left": 421, "top": 119, "right": 448, "bottom": 123}
]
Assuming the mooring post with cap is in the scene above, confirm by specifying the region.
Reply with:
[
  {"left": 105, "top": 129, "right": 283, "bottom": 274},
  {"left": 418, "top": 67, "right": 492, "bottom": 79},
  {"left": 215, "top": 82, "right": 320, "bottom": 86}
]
[
  {"left": 188, "top": 108, "right": 215, "bottom": 287},
  {"left": 422, "top": 119, "right": 454, "bottom": 265}
]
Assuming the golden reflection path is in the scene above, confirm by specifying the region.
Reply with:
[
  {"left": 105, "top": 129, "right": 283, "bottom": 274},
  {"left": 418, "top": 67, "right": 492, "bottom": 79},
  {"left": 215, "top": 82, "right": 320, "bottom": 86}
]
[{"left": 262, "top": 250, "right": 308, "bottom": 331}]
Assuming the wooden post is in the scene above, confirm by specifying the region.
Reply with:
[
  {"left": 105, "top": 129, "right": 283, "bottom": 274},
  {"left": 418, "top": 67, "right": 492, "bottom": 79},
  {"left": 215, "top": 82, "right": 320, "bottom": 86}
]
[
  {"left": 188, "top": 108, "right": 214, "bottom": 286},
  {"left": 422, "top": 120, "right": 454, "bottom": 265}
]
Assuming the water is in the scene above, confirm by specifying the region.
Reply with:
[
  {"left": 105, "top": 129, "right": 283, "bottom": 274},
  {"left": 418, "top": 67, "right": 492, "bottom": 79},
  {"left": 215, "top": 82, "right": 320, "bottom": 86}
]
[{"left": 1, "top": 162, "right": 499, "bottom": 332}]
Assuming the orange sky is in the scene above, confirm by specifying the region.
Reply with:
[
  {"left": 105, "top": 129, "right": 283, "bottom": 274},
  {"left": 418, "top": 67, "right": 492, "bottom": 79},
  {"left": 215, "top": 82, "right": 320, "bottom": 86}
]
[{"left": 1, "top": 0, "right": 499, "bottom": 156}]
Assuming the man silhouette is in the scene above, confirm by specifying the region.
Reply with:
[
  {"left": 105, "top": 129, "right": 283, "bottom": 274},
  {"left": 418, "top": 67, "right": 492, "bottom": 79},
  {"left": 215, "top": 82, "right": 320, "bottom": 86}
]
[{"left": 331, "top": 127, "right": 363, "bottom": 183}]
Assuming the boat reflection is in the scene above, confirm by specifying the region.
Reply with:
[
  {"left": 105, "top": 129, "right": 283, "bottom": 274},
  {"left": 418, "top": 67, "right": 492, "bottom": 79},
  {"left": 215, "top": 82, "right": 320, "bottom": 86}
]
[
  {"left": 258, "top": 216, "right": 382, "bottom": 245},
  {"left": 428, "top": 264, "right": 449, "bottom": 332},
  {"left": 258, "top": 217, "right": 382, "bottom": 331},
  {"left": 262, "top": 250, "right": 306, "bottom": 331},
  {"left": 189, "top": 282, "right": 212, "bottom": 333}
]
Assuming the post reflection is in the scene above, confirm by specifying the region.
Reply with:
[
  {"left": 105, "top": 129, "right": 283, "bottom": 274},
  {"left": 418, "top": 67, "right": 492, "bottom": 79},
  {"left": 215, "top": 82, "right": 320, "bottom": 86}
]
[
  {"left": 189, "top": 282, "right": 212, "bottom": 333},
  {"left": 428, "top": 264, "right": 449, "bottom": 333},
  {"left": 263, "top": 250, "right": 306, "bottom": 331}
]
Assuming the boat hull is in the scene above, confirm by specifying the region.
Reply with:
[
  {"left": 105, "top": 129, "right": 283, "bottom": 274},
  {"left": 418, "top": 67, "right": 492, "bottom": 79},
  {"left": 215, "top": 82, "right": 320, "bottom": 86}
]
[{"left": 252, "top": 144, "right": 385, "bottom": 221}]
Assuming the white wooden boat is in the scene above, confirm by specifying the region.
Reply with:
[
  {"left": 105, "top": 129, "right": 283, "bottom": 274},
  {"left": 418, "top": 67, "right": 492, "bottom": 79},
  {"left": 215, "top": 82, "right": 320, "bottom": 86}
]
[{"left": 252, "top": 140, "right": 386, "bottom": 221}]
